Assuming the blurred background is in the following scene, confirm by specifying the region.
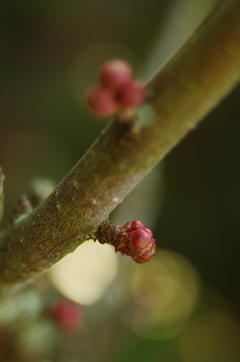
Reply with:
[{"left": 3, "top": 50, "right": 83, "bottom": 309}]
[{"left": 1, "top": 0, "right": 240, "bottom": 361}]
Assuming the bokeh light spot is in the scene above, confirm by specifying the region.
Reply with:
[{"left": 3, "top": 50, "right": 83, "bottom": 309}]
[
  {"left": 48, "top": 240, "right": 118, "bottom": 306},
  {"left": 128, "top": 250, "right": 201, "bottom": 339},
  {"left": 179, "top": 311, "right": 240, "bottom": 362}
]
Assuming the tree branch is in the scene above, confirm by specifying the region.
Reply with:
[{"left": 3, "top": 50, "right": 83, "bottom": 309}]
[
  {"left": 0, "top": 0, "right": 240, "bottom": 297},
  {"left": 0, "top": 168, "right": 5, "bottom": 225}
]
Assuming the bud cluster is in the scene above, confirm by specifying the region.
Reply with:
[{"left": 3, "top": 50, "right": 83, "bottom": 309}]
[
  {"left": 115, "top": 221, "right": 156, "bottom": 264},
  {"left": 86, "top": 60, "right": 146, "bottom": 118}
]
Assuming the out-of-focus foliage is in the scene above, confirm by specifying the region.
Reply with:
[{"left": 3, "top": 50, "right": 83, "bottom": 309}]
[{"left": 0, "top": 0, "right": 240, "bottom": 361}]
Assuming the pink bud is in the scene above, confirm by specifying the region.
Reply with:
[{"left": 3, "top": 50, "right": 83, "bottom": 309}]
[
  {"left": 100, "top": 60, "right": 133, "bottom": 92},
  {"left": 118, "top": 80, "right": 146, "bottom": 109},
  {"left": 128, "top": 228, "right": 156, "bottom": 263},
  {"left": 126, "top": 220, "right": 146, "bottom": 232},
  {"left": 86, "top": 86, "right": 118, "bottom": 118},
  {"left": 49, "top": 299, "right": 83, "bottom": 333},
  {"left": 100, "top": 220, "right": 156, "bottom": 263},
  {"left": 129, "top": 229, "right": 153, "bottom": 255},
  {"left": 132, "top": 239, "right": 156, "bottom": 264},
  {"left": 132, "top": 251, "right": 155, "bottom": 264}
]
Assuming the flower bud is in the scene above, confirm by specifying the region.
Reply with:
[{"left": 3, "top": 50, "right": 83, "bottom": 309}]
[
  {"left": 100, "top": 59, "right": 133, "bottom": 92},
  {"left": 126, "top": 220, "right": 146, "bottom": 232},
  {"left": 131, "top": 237, "right": 156, "bottom": 264},
  {"left": 114, "top": 221, "right": 156, "bottom": 263},
  {"left": 118, "top": 80, "right": 146, "bottom": 109},
  {"left": 129, "top": 229, "right": 153, "bottom": 253},
  {"left": 86, "top": 86, "right": 118, "bottom": 118},
  {"left": 49, "top": 299, "right": 83, "bottom": 333}
]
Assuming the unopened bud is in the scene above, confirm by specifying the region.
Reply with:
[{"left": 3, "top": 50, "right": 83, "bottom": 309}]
[
  {"left": 129, "top": 228, "right": 156, "bottom": 264},
  {"left": 126, "top": 220, "right": 147, "bottom": 232},
  {"left": 100, "top": 59, "right": 133, "bottom": 92},
  {"left": 49, "top": 299, "right": 83, "bottom": 333},
  {"left": 114, "top": 220, "right": 156, "bottom": 264},
  {"left": 118, "top": 80, "right": 146, "bottom": 109},
  {"left": 86, "top": 87, "right": 118, "bottom": 118}
]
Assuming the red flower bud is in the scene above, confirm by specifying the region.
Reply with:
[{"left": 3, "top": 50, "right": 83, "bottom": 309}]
[
  {"left": 126, "top": 220, "right": 147, "bottom": 232},
  {"left": 85, "top": 60, "right": 146, "bottom": 119},
  {"left": 49, "top": 299, "right": 83, "bottom": 333},
  {"left": 114, "top": 221, "right": 156, "bottom": 264},
  {"left": 118, "top": 80, "right": 146, "bottom": 109},
  {"left": 131, "top": 237, "right": 156, "bottom": 264},
  {"left": 129, "top": 229, "right": 153, "bottom": 254},
  {"left": 100, "top": 59, "right": 133, "bottom": 92},
  {"left": 86, "top": 86, "right": 118, "bottom": 118}
]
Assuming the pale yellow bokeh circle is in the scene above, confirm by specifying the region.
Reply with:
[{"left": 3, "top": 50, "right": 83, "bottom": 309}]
[
  {"left": 48, "top": 240, "right": 118, "bottom": 305},
  {"left": 129, "top": 250, "right": 201, "bottom": 339}
]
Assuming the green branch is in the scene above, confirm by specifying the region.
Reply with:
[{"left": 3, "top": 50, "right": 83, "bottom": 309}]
[{"left": 0, "top": 0, "right": 240, "bottom": 297}]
